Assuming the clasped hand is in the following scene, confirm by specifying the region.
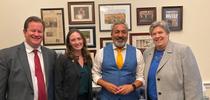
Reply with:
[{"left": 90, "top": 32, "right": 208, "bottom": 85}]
[{"left": 104, "top": 83, "right": 134, "bottom": 95}]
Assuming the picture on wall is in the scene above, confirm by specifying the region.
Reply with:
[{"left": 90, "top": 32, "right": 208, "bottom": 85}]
[
  {"left": 129, "top": 33, "right": 153, "bottom": 53},
  {"left": 162, "top": 6, "right": 183, "bottom": 31},
  {"left": 41, "top": 8, "right": 65, "bottom": 46},
  {"left": 137, "top": 7, "right": 156, "bottom": 25},
  {"left": 69, "top": 26, "right": 96, "bottom": 48},
  {"left": 100, "top": 37, "right": 112, "bottom": 48},
  {"left": 99, "top": 4, "right": 131, "bottom": 32},
  {"left": 68, "top": 1, "right": 95, "bottom": 24}
]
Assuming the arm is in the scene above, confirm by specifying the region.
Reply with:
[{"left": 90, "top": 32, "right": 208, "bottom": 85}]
[
  {"left": 54, "top": 55, "right": 64, "bottom": 100},
  {"left": 182, "top": 46, "right": 203, "bottom": 100},
  {"left": 92, "top": 49, "right": 119, "bottom": 94},
  {"left": 0, "top": 50, "right": 9, "bottom": 100}
]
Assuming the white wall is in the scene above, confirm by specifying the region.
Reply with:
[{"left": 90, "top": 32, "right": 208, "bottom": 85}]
[{"left": 1, "top": 0, "right": 210, "bottom": 97}]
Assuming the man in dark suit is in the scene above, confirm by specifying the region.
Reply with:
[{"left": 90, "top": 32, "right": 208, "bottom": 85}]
[{"left": 0, "top": 16, "right": 57, "bottom": 100}]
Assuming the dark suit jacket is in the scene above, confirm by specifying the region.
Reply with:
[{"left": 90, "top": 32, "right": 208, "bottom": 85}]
[
  {"left": 0, "top": 43, "right": 57, "bottom": 100},
  {"left": 55, "top": 54, "right": 93, "bottom": 100}
]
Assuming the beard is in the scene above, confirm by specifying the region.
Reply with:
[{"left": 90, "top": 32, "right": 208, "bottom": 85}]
[{"left": 113, "top": 37, "right": 127, "bottom": 48}]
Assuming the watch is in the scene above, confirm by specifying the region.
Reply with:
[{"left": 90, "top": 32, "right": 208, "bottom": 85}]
[{"left": 132, "top": 83, "right": 137, "bottom": 90}]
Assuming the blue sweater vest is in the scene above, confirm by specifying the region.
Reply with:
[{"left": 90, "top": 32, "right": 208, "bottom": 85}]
[{"left": 100, "top": 44, "right": 139, "bottom": 100}]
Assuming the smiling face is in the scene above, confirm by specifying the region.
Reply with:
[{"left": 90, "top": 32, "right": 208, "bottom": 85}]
[
  {"left": 151, "top": 26, "right": 169, "bottom": 50},
  {"left": 24, "top": 21, "right": 44, "bottom": 48},
  {"left": 111, "top": 23, "right": 128, "bottom": 48},
  {"left": 69, "top": 32, "right": 84, "bottom": 51}
]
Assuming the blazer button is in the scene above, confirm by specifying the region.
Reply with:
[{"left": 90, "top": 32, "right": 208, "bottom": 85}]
[
  {"left": 157, "top": 78, "right": 160, "bottom": 81},
  {"left": 158, "top": 92, "right": 162, "bottom": 95}
]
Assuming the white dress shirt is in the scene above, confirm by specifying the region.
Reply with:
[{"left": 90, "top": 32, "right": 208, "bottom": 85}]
[{"left": 24, "top": 42, "right": 46, "bottom": 100}]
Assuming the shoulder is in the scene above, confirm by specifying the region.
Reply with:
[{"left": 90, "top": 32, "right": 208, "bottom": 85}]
[
  {"left": 0, "top": 43, "right": 23, "bottom": 56},
  {"left": 169, "top": 41, "right": 191, "bottom": 52}
]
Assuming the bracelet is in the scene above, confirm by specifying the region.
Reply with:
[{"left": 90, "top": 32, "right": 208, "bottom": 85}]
[{"left": 132, "top": 83, "right": 136, "bottom": 90}]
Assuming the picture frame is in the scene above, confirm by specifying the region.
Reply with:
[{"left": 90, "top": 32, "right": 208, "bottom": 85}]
[
  {"left": 41, "top": 8, "right": 65, "bottom": 46},
  {"left": 137, "top": 7, "right": 156, "bottom": 25},
  {"left": 100, "top": 37, "right": 112, "bottom": 48},
  {"left": 68, "top": 1, "right": 95, "bottom": 24},
  {"left": 98, "top": 4, "right": 131, "bottom": 32},
  {"left": 53, "top": 48, "right": 66, "bottom": 55},
  {"left": 88, "top": 49, "right": 96, "bottom": 61},
  {"left": 69, "top": 26, "right": 96, "bottom": 48},
  {"left": 129, "top": 33, "right": 153, "bottom": 52},
  {"left": 162, "top": 6, "right": 183, "bottom": 31}
]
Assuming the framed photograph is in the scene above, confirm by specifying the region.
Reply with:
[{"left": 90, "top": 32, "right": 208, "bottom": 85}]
[
  {"left": 53, "top": 48, "right": 66, "bottom": 55},
  {"left": 88, "top": 50, "right": 96, "bottom": 61},
  {"left": 129, "top": 33, "right": 153, "bottom": 52},
  {"left": 100, "top": 37, "right": 112, "bottom": 48},
  {"left": 41, "top": 8, "right": 65, "bottom": 46},
  {"left": 69, "top": 26, "right": 96, "bottom": 48},
  {"left": 162, "top": 6, "right": 183, "bottom": 31},
  {"left": 68, "top": 1, "right": 95, "bottom": 24},
  {"left": 137, "top": 7, "right": 156, "bottom": 25},
  {"left": 99, "top": 4, "right": 131, "bottom": 32}
]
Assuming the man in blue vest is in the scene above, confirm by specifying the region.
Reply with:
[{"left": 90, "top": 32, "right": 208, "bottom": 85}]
[{"left": 92, "top": 22, "right": 145, "bottom": 100}]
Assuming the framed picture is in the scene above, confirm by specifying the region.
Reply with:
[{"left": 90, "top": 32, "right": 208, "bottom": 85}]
[
  {"left": 68, "top": 1, "right": 95, "bottom": 24},
  {"left": 100, "top": 37, "right": 112, "bottom": 48},
  {"left": 88, "top": 50, "right": 96, "bottom": 61},
  {"left": 99, "top": 4, "right": 131, "bottom": 32},
  {"left": 69, "top": 26, "right": 96, "bottom": 48},
  {"left": 41, "top": 8, "right": 65, "bottom": 46},
  {"left": 129, "top": 33, "right": 153, "bottom": 52},
  {"left": 53, "top": 48, "right": 66, "bottom": 55},
  {"left": 162, "top": 6, "right": 183, "bottom": 31},
  {"left": 137, "top": 7, "right": 156, "bottom": 25}
]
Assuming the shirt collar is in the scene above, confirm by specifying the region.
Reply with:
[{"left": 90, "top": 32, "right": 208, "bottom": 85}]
[{"left": 24, "top": 42, "right": 41, "bottom": 53}]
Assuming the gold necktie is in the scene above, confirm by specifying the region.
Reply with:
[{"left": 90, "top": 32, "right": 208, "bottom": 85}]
[{"left": 116, "top": 48, "right": 123, "bottom": 69}]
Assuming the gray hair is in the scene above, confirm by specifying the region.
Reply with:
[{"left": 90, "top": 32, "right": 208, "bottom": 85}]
[
  {"left": 111, "top": 22, "right": 128, "bottom": 34},
  {"left": 149, "top": 20, "right": 170, "bottom": 34}
]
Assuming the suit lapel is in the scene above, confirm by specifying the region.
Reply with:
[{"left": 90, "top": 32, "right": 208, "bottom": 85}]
[
  {"left": 41, "top": 47, "right": 49, "bottom": 86},
  {"left": 157, "top": 41, "right": 173, "bottom": 72},
  {"left": 145, "top": 48, "right": 155, "bottom": 83},
  {"left": 18, "top": 43, "right": 33, "bottom": 89}
]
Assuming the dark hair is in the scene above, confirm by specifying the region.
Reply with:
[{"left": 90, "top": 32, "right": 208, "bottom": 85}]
[
  {"left": 149, "top": 20, "right": 170, "bottom": 34},
  {"left": 23, "top": 16, "right": 45, "bottom": 32},
  {"left": 111, "top": 21, "right": 128, "bottom": 34},
  {"left": 65, "top": 28, "right": 92, "bottom": 65}
]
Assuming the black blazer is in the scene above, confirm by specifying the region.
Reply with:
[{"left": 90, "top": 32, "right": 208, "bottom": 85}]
[{"left": 55, "top": 54, "right": 92, "bottom": 100}]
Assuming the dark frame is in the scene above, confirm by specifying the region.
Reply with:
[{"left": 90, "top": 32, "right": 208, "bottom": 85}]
[
  {"left": 129, "top": 33, "right": 153, "bottom": 53},
  {"left": 162, "top": 6, "right": 183, "bottom": 31},
  {"left": 98, "top": 3, "right": 132, "bottom": 32},
  {"left": 69, "top": 26, "right": 96, "bottom": 48},
  {"left": 137, "top": 7, "right": 156, "bottom": 25},
  {"left": 68, "top": 1, "right": 95, "bottom": 24},
  {"left": 99, "top": 37, "right": 112, "bottom": 48},
  {"left": 41, "top": 8, "right": 65, "bottom": 46}
]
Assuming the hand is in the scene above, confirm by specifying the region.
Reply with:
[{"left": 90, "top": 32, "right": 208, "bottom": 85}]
[
  {"left": 103, "top": 82, "right": 119, "bottom": 94},
  {"left": 115, "top": 84, "right": 134, "bottom": 95}
]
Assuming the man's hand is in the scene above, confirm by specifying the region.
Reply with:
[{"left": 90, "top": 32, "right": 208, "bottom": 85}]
[{"left": 115, "top": 84, "right": 134, "bottom": 95}]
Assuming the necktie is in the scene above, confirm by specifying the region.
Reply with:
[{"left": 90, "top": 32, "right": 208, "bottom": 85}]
[
  {"left": 116, "top": 48, "right": 123, "bottom": 69},
  {"left": 33, "top": 50, "right": 47, "bottom": 100}
]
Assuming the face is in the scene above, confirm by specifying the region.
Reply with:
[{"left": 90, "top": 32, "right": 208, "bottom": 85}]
[
  {"left": 111, "top": 24, "right": 128, "bottom": 48},
  {"left": 69, "top": 32, "right": 84, "bottom": 51},
  {"left": 151, "top": 26, "right": 169, "bottom": 50},
  {"left": 24, "top": 21, "right": 44, "bottom": 48}
]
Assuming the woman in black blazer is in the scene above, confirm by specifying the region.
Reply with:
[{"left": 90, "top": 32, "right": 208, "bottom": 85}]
[{"left": 55, "top": 29, "right": 93, "bottom": 100}]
